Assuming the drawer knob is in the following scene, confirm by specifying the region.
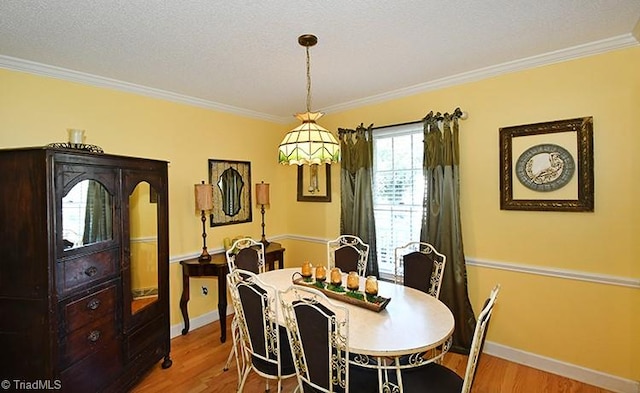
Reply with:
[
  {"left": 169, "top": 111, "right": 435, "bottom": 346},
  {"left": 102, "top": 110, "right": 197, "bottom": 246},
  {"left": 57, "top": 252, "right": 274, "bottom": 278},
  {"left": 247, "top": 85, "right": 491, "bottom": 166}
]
[
  {"left": 86, "top": 298, "right": 101, "bottom": 310},
  {"left": 87, "top": 330, "right": 101, "bottom": 343},
  {"left": 84, "top": 266, "right": 98, "bottom": 277}
]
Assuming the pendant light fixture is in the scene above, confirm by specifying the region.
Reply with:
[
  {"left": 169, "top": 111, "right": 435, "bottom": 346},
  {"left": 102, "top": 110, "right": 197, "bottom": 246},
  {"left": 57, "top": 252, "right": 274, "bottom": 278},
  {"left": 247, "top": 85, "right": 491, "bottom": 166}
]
[{"left": 278, "top": 34, "right": 340, "bottom": 192}]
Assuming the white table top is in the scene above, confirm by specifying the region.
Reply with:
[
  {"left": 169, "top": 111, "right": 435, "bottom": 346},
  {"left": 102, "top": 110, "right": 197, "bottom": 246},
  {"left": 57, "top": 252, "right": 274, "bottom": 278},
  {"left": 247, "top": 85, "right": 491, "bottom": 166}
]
[{"left": 259, "top": 268, "right": 455, "bottom": 358}]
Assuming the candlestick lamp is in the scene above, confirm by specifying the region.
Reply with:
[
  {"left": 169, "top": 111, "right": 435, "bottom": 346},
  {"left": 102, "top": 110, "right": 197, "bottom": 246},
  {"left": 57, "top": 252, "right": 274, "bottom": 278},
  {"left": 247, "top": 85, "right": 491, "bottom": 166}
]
[
  {"left": 194, "top": 181, "right": 214, "bottom": 262},
  {"left": 256, "top": 181, "right": 270, "bottom": 247}
]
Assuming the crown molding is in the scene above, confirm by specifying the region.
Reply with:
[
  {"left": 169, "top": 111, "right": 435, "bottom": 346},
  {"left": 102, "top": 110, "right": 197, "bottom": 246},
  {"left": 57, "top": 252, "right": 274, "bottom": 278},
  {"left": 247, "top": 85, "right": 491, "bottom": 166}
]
[
  {"left": 320, "top": 34, "right": 640, "bottom": 114},
  {"left": 0, "top": 55, "right": 286, "bottom": 124},
  {"left": 2, "top": 34, "right": 637, "bottom": 123}
]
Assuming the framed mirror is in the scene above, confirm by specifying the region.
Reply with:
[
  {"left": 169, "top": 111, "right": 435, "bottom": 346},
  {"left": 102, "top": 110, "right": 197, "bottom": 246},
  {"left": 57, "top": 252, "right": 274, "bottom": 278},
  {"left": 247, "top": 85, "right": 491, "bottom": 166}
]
[{"left": 208, "top": 159, "right": 252, "bottom": 226}]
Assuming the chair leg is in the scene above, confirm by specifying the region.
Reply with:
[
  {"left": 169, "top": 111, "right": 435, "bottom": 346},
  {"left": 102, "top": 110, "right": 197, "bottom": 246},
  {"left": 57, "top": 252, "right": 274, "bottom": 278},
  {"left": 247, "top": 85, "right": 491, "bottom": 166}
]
[
  {"left": 223, "top": 343, "right": 236, "bottom": 371},
  {"left": 224, "top": 318, "right": 247, "bottom": 392},
  {"left": 237, "top": 365, "right": 251, "bottom": 393}
]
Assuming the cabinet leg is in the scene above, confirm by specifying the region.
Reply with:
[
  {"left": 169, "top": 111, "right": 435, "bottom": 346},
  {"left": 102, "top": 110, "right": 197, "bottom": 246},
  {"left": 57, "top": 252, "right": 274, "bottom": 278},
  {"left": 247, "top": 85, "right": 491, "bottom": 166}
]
[{"left": 161, "top": 355, "right": 173, "bottom": 369}]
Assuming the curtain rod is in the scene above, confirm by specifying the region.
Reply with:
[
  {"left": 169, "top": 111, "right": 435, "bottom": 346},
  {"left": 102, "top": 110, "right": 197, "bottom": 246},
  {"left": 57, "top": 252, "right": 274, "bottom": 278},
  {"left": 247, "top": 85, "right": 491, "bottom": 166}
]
[{"left": 372, "top": 107, "right": 468, "bottom": 131}]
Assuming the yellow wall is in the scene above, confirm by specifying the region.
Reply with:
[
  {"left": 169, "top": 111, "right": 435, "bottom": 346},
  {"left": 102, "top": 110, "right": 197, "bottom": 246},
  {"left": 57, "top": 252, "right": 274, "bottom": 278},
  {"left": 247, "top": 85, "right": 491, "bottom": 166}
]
[
  {"left": 0, "top": 67, "right": 291, "bottom": 334},
  {"left": 1, "top": 46, "right": 639, "bottom": 382},
  {"left": 318, "top": 47, "right": 640, "bottom": 381}
]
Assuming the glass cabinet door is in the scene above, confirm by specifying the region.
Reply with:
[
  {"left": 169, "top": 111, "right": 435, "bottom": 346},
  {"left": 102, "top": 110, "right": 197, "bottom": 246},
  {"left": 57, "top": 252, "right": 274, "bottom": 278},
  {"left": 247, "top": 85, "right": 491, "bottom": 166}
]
[
  {"left": 62, "top": 179, "right": 114, "bottom": 249},
  {"left": 56, "top": 163, "right": 119, "bottom": 258},
  {"left": 122, "top": 167, "right": 167, "bottom": 331},
  {"left": 128, "top": 181, "right": 159, "bottom": 314}
]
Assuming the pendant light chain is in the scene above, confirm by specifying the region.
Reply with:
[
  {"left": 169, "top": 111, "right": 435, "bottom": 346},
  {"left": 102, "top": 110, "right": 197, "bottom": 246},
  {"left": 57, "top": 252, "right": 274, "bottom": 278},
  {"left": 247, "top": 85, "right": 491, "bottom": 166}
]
[{"left": 305, "top": 45, "right": 312, "bottom": 113}]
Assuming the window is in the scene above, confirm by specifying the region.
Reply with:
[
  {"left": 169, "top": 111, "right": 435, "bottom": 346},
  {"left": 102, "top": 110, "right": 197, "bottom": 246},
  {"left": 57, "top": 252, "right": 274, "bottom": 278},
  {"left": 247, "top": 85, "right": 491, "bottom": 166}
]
[{"left": 372, "top": 123, "right": 424, "bottom": 278}]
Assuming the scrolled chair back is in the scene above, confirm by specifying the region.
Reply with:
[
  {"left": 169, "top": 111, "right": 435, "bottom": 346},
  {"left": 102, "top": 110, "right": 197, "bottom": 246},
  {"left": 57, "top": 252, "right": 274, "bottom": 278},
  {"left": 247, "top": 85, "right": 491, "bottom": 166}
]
[
  {"left": 227, "top": 269, "right": 295, "bottom": 392},
  {"left": 327, "top": 235, "right": 370, "bottom": 277},
  {"left": 226, "top": 237, "right": 266, "bottom": 274},
  {"left": 394, "top": 241, "right": 446, "bottom": 299},
  {"left": 279, "top": 285, "right": 350, "bottom": 392}
]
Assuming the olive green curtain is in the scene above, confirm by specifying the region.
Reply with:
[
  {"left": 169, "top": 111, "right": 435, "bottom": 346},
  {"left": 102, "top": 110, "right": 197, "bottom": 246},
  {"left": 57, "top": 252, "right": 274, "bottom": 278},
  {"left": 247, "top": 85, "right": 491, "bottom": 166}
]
[
  {"left": 337, "top": 124, "right": 379, "bottom": 277},
  {"left": 421, "top": 110, "right": 476, "bottom": 353},
  {"left": 83, "top": 181, "right": 112, "bottom": 245}
]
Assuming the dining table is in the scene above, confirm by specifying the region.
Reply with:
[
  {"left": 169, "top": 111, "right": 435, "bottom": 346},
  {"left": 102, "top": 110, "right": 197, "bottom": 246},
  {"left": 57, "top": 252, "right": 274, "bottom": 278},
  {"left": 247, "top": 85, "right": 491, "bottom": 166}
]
[{"left": 257, "top": 267, "right": 455, "bottom": 392}]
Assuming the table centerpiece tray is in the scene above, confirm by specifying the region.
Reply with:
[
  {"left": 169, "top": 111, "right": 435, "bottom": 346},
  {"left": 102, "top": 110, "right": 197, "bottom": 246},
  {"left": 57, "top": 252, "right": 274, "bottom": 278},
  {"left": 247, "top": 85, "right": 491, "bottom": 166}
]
[{"left": 292, "top": 273, "right": 391, "bottom": 312}]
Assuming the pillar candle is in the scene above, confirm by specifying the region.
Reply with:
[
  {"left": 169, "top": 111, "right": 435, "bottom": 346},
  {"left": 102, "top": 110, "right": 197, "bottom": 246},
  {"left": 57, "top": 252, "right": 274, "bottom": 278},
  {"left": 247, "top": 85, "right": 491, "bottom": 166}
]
[
  {"left": 301, "top": 261, "right": 312, "bottom": 277},
  {"left": 315, "top": 265, "right": 326, "bottom": 281},
  {"left": 347, "top": 271, "right": 359, "bottom": 291},
  {"left": 330, "top": 268, "right": 342, "bottom": 286}
]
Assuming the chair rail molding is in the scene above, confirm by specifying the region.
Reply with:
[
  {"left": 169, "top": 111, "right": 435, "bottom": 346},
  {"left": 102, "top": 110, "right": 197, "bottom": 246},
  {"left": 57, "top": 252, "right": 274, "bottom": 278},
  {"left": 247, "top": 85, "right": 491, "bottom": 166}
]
[
  {"left": 171, "top": 236, "right": 640, "bottom": 289},
  {"left": 466, "top": 257, "right": 640, "bottom": 289}
]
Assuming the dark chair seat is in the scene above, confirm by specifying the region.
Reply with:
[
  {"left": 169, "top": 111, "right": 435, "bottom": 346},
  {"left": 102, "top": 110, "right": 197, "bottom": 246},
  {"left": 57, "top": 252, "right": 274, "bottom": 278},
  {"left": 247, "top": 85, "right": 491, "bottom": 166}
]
[
  {"left": 349, "top": 363, "right": 379, "bottom": 392},
  {"left": 299, "top": 363, "right": 378, "bottom": 393},
  {"left": 399, "top": 363, "right": 463, "bottom": 393}
]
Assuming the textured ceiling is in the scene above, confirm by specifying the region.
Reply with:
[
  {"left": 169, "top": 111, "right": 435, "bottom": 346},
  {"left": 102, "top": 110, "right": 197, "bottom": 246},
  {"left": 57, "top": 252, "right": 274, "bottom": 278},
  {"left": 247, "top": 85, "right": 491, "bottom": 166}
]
[{"left": 1, "top": 1, "right": 639, "bottom": 122}]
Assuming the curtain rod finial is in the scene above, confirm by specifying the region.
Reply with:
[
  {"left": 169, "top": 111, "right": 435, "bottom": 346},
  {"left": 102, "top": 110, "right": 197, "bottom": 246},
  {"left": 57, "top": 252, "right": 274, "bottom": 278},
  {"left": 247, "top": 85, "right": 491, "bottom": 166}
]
[{"left": 453, "top": 107, "right": 468, "bottom": 120}]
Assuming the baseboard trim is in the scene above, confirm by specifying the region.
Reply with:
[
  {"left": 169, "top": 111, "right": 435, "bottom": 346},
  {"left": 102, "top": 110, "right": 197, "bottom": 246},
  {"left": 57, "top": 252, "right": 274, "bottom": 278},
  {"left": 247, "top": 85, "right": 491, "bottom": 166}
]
[
  {"left": 169, "top": 307, "right": 233, "bottom": 339},
  {"left": 485, "top": 341, "right": 640, "bottom": 393}
]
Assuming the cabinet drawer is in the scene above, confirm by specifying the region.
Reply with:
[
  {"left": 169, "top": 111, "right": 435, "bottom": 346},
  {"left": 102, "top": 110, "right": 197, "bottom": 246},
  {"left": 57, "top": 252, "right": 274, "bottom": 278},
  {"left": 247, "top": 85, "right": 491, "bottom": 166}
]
[
  {"left": 63, "top": 285, "right": 117, "bottom": 333},
  {"left": 60, "top": 315, "right": 118, "bottom": 368},
  {"left": 57, "top": 248, "right": 118, "bottom": 295},
  {"left": 60, "top": 340, "right": 122, "bottom": 393}
]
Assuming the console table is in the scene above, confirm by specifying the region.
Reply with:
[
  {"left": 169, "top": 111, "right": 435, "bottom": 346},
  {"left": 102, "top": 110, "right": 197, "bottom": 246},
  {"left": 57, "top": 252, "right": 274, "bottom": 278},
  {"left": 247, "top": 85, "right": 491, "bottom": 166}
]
[{"left": 179, "top": 242, "right": 285, "bottom": 342}]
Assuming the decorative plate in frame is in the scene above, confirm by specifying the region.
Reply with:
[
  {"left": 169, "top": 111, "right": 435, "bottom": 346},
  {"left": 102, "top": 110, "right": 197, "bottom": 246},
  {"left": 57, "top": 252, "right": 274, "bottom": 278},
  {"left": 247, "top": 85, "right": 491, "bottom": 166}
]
[
  {"left": 499, "top": 117, "right": 594, "bottom": 212},
  {"left": 515, "top": 143, "right": 575, "bottom": 192}
]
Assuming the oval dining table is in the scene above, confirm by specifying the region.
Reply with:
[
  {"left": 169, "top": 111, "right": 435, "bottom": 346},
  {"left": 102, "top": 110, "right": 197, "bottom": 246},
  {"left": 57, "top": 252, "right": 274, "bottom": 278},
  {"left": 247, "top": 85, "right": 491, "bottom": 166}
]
[{"left": 257, "top": 267, "right": 455, "bottom": 392}]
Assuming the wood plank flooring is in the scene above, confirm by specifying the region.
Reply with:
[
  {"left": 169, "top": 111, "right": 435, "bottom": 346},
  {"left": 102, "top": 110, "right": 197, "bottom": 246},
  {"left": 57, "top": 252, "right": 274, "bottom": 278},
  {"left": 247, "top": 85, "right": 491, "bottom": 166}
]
[{"left": 132, "top": 318, "right": 613, "bottom": 393}]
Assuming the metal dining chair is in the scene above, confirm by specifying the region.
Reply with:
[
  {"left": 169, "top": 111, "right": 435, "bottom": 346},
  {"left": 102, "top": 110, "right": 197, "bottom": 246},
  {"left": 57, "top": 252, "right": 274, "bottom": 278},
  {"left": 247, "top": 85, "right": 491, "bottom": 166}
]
[
  {"left": 394, "top": 241, "right": 446, "bottom": 299},
  {"left": 227, "top": 269, "right": 296, "bottom": 392},
  {"left": 327, "top": 235, "right": 370, "bottom": 277},
  {"left": 223, "top": 238, "right": 266, "bottom": 382},
  {"left": 226, "top": 237, "right": 266, "bottom": 274},
  {"left": 278, "top": 285, "right": 379, "bottom": 392},
  {"left": 398, "top": 284, "right": 501, "bottom": 393}
]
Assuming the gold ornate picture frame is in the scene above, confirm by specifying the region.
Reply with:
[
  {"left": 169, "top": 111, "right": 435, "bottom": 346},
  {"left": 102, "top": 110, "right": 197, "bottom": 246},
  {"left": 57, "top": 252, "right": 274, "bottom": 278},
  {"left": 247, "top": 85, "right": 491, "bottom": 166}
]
[
  {"left": 499, "top": 117, "right": 594, "bottom": 212},
  {"left": 208, "top": 159, "right": 252, "bottom": 226}
]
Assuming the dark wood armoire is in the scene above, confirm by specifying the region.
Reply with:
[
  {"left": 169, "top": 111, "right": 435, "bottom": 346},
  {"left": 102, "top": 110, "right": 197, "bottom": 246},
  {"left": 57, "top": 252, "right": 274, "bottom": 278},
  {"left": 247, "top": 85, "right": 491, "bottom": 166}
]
[{"left": 0, "top": 147, "right": 171, "bottom": 392}]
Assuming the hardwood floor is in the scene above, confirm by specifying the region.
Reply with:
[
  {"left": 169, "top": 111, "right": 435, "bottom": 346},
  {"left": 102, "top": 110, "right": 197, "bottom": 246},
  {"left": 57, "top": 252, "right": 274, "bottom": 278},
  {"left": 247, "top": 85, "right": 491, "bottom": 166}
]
[{"left": 132, "top": 319, "right": 612, "bottom": 393}]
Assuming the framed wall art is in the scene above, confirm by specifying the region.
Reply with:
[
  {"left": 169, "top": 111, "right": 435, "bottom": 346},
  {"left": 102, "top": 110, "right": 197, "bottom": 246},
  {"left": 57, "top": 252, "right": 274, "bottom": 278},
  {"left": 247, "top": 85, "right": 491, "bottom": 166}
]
[
  {"left": 297, "top": 163, "right": 331, "bottom": 202},
  {"left": 208, "top": 159, "right": 252, "bottom": 226},
  {"left": 499, "top": 117, "right": 594, "bottom": 212}
]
